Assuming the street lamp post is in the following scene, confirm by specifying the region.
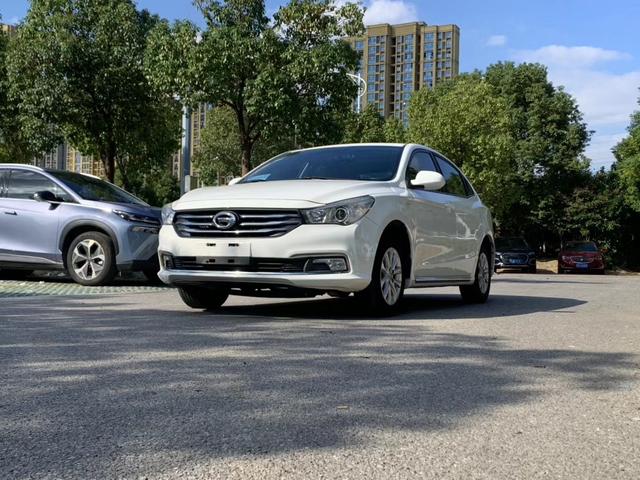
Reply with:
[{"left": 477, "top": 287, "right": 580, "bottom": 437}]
[
  {"left": 180, "top": 104, "right": 192, "bottom": 195},
  {"left": 347, "top": 73, "right": 366, "bottom": 114}
]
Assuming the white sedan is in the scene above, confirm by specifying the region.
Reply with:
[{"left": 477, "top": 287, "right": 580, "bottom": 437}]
[{"left": 159, "top": 144, "right": 494, "bottom": 314}]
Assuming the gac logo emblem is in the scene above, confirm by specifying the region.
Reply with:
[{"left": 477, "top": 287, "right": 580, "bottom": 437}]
[{"left": 212, "top": 211, "right": 238, "bottom": 230}]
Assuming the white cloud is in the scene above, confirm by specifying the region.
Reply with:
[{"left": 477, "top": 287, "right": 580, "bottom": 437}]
[
  {"left": 514, "top": 45, "right": 631, "bottom": 69},
  {"left": 511, "top": 45, "right": 639, "bottom": 169},
  {"left": 486, "top": 35, "right": 507, "bottom": 47},
  {"left": 363, "top": 0, "right": 418, "bottom": 26}
]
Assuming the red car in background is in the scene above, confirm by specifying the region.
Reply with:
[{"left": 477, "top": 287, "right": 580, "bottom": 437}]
[{"left": 558, "top": 241, "right": 605, "bottom": 274}]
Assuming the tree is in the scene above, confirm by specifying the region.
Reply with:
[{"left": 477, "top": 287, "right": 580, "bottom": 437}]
[
  {"left": 408, "top": 74, "right": 518, "bottom": 221},
  {"left": 7, "top": 0, "right": 181, "bottom": 183},
  {"left": 614, "top": 95, "right": 640, "bottom": 213},
  {"left": 342, "top": 105, "right": 385, "bottom": 143},
  {"left": 383, "top": 116, "right": 406, "bottom": 143},
  {"left": 146, "top": 0, "right": 364, "bottom": 175},
  {"left": 193, "top": 105, "right": 299, "bottom": 186},
  {"left": 484, "top": 62, "right": 591, "bottom": 237},
  {"left": 0, "top": 18, "right": 31, "bottom": 163}
]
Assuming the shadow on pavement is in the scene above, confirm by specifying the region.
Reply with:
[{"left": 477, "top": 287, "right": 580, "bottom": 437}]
[{"left": 0, "top": 293, "right": 633, "bottom": 479}]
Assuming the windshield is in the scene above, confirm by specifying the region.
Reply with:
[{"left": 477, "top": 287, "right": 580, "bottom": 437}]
[
  {"left": 496, "top": 237, "right": 530, "bottom": 250},
  {"left": 564, "top": 241, "right": 598, "bottom": 252},
  {"left": 48, "top": 171, "right": 147, "bottom": 206},
  {"left": 241, "top": 146, "right": 404, "bottom": 183}
]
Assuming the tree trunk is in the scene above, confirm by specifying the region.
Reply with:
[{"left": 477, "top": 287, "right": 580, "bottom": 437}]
[
  {"left": 241, "top": 140, "right": 252, "bottom": 176},
  {"left": 102, "top": 144, "right": 117, "bottom": 183}
]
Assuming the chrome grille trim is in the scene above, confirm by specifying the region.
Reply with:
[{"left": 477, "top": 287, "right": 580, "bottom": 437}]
[{"left": 173, "top": 209, "right": 303, "bottom": 238}]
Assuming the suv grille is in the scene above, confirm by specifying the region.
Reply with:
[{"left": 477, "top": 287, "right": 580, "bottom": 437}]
[{"left": 173, "top": 210, "right": 303, "bottom": 238}]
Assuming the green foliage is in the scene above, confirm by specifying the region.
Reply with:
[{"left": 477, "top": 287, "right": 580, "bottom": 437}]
[
  {"left": 484, "top": 62, "right": 592, "bottom": 235},
  {"left": 408, "top": 74, "right": 518, "bottom": 221},
  {"left": 117, "top": 160, "right": 180, "bottom": 206},
  {"left": 383, "top": 116, "right": 406, "bottom": 143},
  {"left": 8, "top": 0, "right": 180, "bottom": 181},
  {"left": 342, "top": 105, "right": 385, "bottom": 143},
  {"left": 146, "top": 0, "right": 364, "bottom": 174},
  {"left": 614, "top": 99, "right": 640, "bottom": 213},
  {"left": 0, "top": 20, "right": 32, "bottom": 163},
  {"left": 193, "top": 105, "right": 298, "bottom": 186}
]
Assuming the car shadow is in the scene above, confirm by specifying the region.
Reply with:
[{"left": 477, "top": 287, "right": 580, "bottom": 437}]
[{"left": 0, "top": 292, "right": 634, "bottom": 479}]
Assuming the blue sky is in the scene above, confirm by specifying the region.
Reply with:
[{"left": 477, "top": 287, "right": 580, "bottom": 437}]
[{"left": 2, "top": 0, "right": 640, "bottom": 169}]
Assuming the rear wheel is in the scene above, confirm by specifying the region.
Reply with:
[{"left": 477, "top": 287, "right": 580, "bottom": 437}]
[
  {"left": 66, "top": 232, "right": 117, "bottom": 286},
  {"left": 460, "top": 248, "right": 491, "bottom": 304},
  {"left": 356, "top": 239, "right": 406, "bottom": 315},
  {"left": 178, "top": 286, "right": 229, "bottom": 310}
]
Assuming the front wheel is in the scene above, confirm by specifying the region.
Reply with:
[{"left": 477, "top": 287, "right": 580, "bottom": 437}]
[
  {"left": 356, "top": 241, "right": 406, "bottom": 315},
  {"left": 178, "top": 286, "right": 229, "bottom": 310},
  {"left": 460, "top": 249, "right": 491, "bottom": 304},
  {"left": 66, "top": 232, "right": 117, "bottom": 286}
]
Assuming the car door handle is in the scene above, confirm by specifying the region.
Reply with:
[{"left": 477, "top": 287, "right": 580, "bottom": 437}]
[{"left": 3, "top": 210, "right": 17, "bottom": 215}]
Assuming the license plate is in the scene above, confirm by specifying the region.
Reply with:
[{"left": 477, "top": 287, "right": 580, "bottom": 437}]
[
  {"left": 576, "top": 262, "right": 589, "bottom": 269},
  {"left": 508, "top": 259, "right": 523, "bottom": 265},
  {"left": 191, "top": 241, "right": 251, "bottom": 266}
]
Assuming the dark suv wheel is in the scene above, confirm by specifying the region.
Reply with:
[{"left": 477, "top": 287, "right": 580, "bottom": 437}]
[{"left": 66, "top": 231, "right": 117, "bottom": 286}]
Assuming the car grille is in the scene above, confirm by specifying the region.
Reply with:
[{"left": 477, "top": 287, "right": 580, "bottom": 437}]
[
  {"left": 502, "top": 253, "right": 528, "bottom": 263},
  {"left": 570, "top": 256, "right": 593, "bottom": 263},
  {"left": 172, "top": 256, "right": 307, "bottom": 273},
  {"left": 173, "top": 210, "right": 303, "bottom": 238}
]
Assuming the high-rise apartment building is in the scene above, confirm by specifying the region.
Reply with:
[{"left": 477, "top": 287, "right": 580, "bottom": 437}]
[
  {"left": 1, "top": 23, "right": 17, "bottom": 36},
  {"left": 350, "top": 22, "right": 460, "bottom": 123}
]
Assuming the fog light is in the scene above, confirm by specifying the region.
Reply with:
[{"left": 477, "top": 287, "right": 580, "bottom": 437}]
[
  {"left": 160, "top": 253, "right": 174, "bottom": 269},
  {"left": 305, "top": 257, "right": 348, "bottom": 273}
]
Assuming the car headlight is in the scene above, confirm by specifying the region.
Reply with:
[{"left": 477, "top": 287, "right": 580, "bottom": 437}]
[
  {"left": 301, "top": 196, "right": 375, "bottom": 225},
  {"left": 113, "top": 209, "right": 160, "bottom": 226},
  {"left": 161, "top": 204, "right": 175, "bottom": 225}
]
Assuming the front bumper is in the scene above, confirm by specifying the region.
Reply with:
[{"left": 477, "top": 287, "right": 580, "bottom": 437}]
[
  {"left": 157, "top": 219, "right": 380, "bottom": 293},
  {"left": 495, "top": 256, "right": 536, "bottom": 270}
]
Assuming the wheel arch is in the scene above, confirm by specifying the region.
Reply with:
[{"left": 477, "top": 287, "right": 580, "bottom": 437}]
[
  {"left": 59, "top": 221, "right": 120, "bottom": 267},
  {"left": 379, "top": 220, "right": 413, "bottom": 281},
  {"left": 480, "top": 234, "right": 495, "bottom": 270}
]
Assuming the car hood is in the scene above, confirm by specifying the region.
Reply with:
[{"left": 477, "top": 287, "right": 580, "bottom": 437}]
[
  {"left": 173, "top": 180, "right": 392, "bottom": 210},
  {"left": 79, "top": 200, "right": 161, "bottom": 219},
  {"left": 496, "top": 248, "right": 534, "bottom": 254}
]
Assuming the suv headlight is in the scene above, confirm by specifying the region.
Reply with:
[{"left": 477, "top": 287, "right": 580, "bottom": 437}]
[
  {"left": 302, "top": 196, "right": 375, "bottom": 225},
  {"left": 161, "top": 204, "right": 176, "bottom": 225},
  {"left": 113, "top": 209, "right": 160, "bottom": 226}
]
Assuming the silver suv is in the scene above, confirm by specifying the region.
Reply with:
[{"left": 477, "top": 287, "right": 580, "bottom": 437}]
[{"left": 0, "top": 164, "right": 161, "bottom": 285}]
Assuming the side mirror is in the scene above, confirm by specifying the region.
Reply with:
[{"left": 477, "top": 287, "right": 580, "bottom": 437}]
[
  {"left": 227, "top": 177, "right": 242, "bottom": 186},
  {"left": 410, "top": 171, "right": 446, "bottom": 191},
  {"left": 33, "top": 190, "right": 59, "bottom": 203}
]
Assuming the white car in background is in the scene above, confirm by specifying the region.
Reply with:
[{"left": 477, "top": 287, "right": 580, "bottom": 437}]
[{"left": 159, "top": 144, "right": 494, "bottom": 314}]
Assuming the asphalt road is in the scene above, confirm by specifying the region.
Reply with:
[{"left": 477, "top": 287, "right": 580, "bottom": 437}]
[{"left": 1, "top": 274, "right": 639, "bottom": 480}]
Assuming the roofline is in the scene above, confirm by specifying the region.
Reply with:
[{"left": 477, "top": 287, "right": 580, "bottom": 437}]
[{"left": 0, "top": 163, "right": 44, "bottom": 171}]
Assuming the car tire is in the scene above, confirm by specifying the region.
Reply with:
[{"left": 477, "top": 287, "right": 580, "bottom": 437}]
[
  {"left": 356, "top": 238, "right": 406, "bottom": 315},
  {"left": 460, "top": 247, "right": 491, "bottom": 304},
  {"left": 528, "top": 265, "right": 537, "bottom": 274},
  {"left": 66, "top": 232, "right": 117, "bottom": 286},
  {"left": 0, "top": 269, "right": 34, "bottom": 280},
  {"left": 178, "top": 286, "right": 229, "bottom": 310}
]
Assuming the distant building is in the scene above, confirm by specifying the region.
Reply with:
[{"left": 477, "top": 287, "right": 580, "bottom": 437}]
[
  {"left": 1, "top": 23, "right": 17, "bottom": 36},
  {"left": 33, "top": 143, "right": 105, "bottom": 177},
  {"left": 349, "top": 22, "right": 460, "bottom": 124}
]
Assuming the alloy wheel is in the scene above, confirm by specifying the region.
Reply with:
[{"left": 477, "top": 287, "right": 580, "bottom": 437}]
[
  {"left": 478, "top": 252, "right": 490, "bottom": 294},
  {"left": 71, "top": 239, "right": 106, "bottom": 281},
  {"left": 379, "top": 247, "right": 403, "bottom": 306}
]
